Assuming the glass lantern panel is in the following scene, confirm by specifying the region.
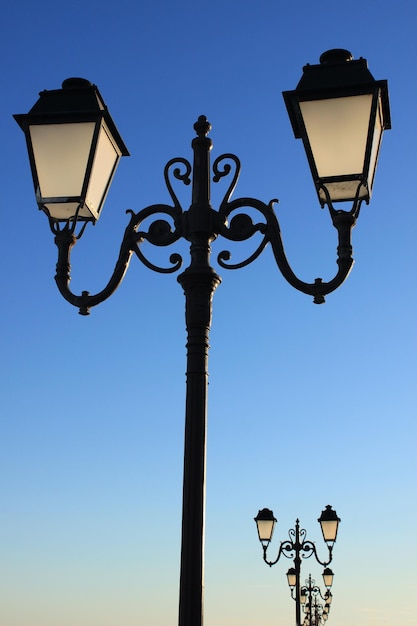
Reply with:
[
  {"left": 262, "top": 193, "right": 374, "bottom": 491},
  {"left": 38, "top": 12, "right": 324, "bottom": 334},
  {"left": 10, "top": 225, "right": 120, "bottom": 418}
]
[
  {"left": 320, "top": 519, "right": 338, "bottom": 543},
  {"left": 256, "top": 519, "right": 275, "bottom": 542},
  {"left": 85, "top": 122, "right": 122, "bottom": 220},
  {"left": 29, "top": 122, "right": 95, "bottom": 199},
  {"left": 318, "top": 179, "right": 369, "bottom": 203},
  {"left": 43, "top": 201, "right": 86, "bottom": 220},
  {"left": 366, "top": 92, "right": 384, "bottom": 193},
  {"left": 300, "top": 94, "right": 373, "bottom": 178}
]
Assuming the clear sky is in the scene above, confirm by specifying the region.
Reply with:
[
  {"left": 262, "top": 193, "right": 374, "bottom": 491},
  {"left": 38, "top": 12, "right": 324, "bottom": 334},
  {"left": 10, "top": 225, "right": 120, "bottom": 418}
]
[{"left": 2, "top": 1, "right": 416, "bottom": 625}]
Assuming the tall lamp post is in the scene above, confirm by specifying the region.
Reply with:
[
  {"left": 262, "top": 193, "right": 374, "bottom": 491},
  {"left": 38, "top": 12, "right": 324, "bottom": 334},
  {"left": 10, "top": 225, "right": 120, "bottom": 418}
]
[
  {"left": 254, "top": 505, "right": 340, "bottom": 626},
  {"left": 14, "top": 51, "right": 389, "bottom": 626}
]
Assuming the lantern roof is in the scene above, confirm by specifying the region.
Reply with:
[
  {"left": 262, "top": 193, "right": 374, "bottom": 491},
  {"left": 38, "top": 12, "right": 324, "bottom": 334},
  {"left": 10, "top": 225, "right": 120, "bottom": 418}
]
[
  {"left": 14, "top": 78, "right": 129, "bottom": 156},
  {"left": 284, "top": 49, "right": 391, "bottom": 139}
]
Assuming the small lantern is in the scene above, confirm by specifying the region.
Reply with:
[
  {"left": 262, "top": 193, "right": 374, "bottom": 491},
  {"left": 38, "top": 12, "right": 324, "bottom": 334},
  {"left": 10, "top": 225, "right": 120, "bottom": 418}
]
[
  {"left": 286, "top": 567, "right": 297, "bottom": 588},
  {"left": 322, "top": 567, "right": 334, "bottom": 588},
  {"left": 318, "top": 505, "right": 341, "bottom": 544},
  {"left": 283, "top": 49, "right": 391, "bottom": 207},
  {"left": 254, "top": 508, "right": 277, "bottom": 544},
  {"left": 300, "top": 588, "right": 307, "bottom": 604},
  {"left": 14, "top": 78, "right": 129, "bottom": 223},
  {"left": 324, "top": 590, "right": 333, "bottom": 605}
]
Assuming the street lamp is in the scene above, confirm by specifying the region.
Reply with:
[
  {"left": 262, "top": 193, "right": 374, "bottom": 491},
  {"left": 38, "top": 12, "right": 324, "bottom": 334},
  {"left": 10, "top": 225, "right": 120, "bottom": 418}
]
[
  {"left": 300, "top": 574, "right": 332, "bottom": 626},
  {"left": 15, "top": 50, "right": 388, "bottom": 626},
  {"left": 254, "top": 506, "right": 340, "bottom": 626}
]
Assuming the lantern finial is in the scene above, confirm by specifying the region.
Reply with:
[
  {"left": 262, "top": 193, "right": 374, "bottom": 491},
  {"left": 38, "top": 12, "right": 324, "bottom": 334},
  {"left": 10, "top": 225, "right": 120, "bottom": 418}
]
[
  {"left": 319, "top": 49, "right": 353, "bottom": 64},
  {"left": 62, "top": 77, "right": 93, "bottom": 90}
]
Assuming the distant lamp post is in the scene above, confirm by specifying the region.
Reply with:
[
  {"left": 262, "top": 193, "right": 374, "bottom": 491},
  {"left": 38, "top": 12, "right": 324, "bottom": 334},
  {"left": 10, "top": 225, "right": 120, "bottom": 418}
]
[
  {"left": 300, "top": 574, "right": 333, "bottom": 626},
  {"left": 15, "top": 50, "right": 387, "bottom": 626},
  {"left": 254, "top": 506, "right": 340, "bottom": 626}
]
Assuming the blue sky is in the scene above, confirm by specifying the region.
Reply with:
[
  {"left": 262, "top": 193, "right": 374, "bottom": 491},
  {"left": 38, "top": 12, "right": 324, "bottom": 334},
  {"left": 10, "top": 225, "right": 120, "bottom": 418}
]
[{"left": 2, "top": 1, "right": 416, "bottom": 625}]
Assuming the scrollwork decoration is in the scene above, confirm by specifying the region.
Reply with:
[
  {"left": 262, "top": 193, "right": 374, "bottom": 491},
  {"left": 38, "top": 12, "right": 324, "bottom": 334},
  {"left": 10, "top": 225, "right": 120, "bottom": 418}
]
[
  {"left": 51, "top": 156, "right": 194, "bottom": 313},
  {"left": 49, "top": 116, "right": 362, "bottom": 314},
  {"left": 212, "top": 152, "right": 279, "bottom": 270},
  {"left": 128, "top": 156, "right": 192, "bottom": 273}
]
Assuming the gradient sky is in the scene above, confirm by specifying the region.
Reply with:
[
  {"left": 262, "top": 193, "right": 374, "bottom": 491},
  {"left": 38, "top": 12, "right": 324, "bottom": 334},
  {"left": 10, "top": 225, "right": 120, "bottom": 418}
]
[{"left": 2, "top": 1, "right": 416, "bottom": 625}]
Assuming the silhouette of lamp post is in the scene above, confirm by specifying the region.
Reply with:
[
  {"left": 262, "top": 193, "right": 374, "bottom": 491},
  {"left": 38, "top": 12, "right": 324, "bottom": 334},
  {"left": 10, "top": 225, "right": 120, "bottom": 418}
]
[
  {"left": 254, "top": 506, "right": 340, "bottom": 626},
  {"left": 15, "top": 50, "right": 388, "bottom": 626},
  {"left": 300, "top": 574, "right": 334, "bottom": 625}
]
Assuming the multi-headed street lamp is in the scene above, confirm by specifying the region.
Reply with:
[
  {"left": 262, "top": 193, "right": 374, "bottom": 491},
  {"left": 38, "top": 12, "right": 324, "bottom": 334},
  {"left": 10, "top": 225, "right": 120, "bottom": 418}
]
[
  {"left": 254, "top": 505, "right": 340, "bottom": 626},
  {"left": 15, "top": 50, "right": 389, "bottom": 626},
  {"left": 302, "top": 594, "right": 328, "bottom": 626},
  {"left": 300, "top": 574, "right": 333, "bottom": 625}
]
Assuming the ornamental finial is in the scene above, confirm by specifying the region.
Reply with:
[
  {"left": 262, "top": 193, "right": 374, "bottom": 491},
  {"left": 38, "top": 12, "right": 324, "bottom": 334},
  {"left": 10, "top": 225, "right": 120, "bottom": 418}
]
[{"left": 194, "top": 115, "right": 212, "bottom": 138}]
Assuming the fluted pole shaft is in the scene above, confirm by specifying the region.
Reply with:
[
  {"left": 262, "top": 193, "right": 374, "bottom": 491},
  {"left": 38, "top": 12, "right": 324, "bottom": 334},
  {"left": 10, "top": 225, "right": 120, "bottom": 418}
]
[{"left": 177, "top": 117, "right": 221, "bottom": 626}]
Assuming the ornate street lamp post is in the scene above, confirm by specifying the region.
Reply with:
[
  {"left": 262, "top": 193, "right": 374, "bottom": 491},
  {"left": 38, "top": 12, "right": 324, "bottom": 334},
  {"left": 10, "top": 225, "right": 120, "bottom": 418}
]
[
  {"left": 254, "top": 506, "right": 340, "bottom": 626},
  {"left": 15, "top": 51, "right": 389, "bottom": 626},
  {"left": 301, "top": 574, "right": 333, "bottom": 625}
]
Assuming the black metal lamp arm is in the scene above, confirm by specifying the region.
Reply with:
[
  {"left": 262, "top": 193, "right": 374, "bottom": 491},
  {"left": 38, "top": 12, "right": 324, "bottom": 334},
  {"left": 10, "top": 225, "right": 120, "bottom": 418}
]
[
  {"left": 268, "top": 205, "right": 357, "bottom": 304},
  {"left": 214, "top": 154, "right": 358, "bottom": 304},
  {"left": 52, "top": 198, "right": 186, "bottom": 315},
  {"left": 262, "top": 539, "right": 294, "bottom": 567},
  {"left": 303, "top": 541, "right": 334, "bottom": 568},
  {"left": 263, "top": 537, "right": 333, "bottom": 570},
  {"left": 53, "top": 223, "right": 133, "bottom": 316},
  {"left": 301, "top": 584, "right": 324, "bottom": 599},
  {"left": 51, "top": 155, "right": 191, "bottom": 315}
]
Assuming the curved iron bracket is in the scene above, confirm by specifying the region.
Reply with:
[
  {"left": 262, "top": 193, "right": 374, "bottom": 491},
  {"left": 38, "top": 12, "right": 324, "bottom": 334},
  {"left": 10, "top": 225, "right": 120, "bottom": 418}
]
[
  {"left": 49, "top": 117, "right": 364, "bottom": 315},
  {"left": 212, "top": 153, "right": 359, "bottom": 303},
  {"left": 262, "top": 525, "right": 333, "bottom": 569},
  {"left": 52, "top": 157, "right": 192, "bottom": 315}
]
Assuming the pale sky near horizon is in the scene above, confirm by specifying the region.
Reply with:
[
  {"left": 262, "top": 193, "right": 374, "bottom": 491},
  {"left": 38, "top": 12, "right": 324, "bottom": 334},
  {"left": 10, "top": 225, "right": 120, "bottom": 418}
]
[{"left": 2, "top": 1, "right": 416, "bottom": 625}]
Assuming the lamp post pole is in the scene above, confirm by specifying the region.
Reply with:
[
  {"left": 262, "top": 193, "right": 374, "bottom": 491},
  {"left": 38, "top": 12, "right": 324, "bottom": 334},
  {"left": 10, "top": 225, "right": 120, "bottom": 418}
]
[
  {"left": 301, "top": 574, "right": 331, "bottom": 625},
  {"left": 176, "top": 117, "right": 221, "bottom": 626},
  {"left": 293, "top": 520, "right": 302, "bottom": 626},
  {"left": 14, "top": 51, "right": 390, "bottom": 626}
]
